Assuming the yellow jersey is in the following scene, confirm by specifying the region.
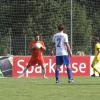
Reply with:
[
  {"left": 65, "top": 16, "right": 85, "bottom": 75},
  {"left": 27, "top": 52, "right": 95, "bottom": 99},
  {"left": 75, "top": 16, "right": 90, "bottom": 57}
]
[{"left": 95, "top": 42, "right": 100, "bottom": 60}]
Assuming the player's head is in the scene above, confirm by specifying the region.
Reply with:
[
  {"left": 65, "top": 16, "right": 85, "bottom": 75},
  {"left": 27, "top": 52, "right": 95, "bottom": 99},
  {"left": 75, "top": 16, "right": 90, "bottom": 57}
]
[
  {"left": 94, "top": 37, "right": 100, "bottom": 43},
  {"left": 58, "top": 24, "right": 64, "bottom": 31},
  {"left": 34, "top": 32, "right": 40, "bottom": 41}
]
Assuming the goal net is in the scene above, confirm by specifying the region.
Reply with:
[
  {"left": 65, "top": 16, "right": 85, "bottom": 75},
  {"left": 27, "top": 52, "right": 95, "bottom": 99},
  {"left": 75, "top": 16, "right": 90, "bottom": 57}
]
[{"left": 0, "top": 0, "right": 100, "bottom": 55}]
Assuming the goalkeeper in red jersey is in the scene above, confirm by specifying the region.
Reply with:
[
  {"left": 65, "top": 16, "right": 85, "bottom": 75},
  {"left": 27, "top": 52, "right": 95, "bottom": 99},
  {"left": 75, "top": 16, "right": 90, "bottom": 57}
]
[{"left": 18, "top": 32, "right": 47, "bottom": 79}]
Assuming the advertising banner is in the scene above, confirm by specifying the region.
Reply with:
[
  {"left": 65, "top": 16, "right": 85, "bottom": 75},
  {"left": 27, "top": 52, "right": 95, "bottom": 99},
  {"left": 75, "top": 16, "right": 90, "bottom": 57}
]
[
  {"left": 13, "top": 56, "right": 90, "bottom": 77},
  {"left": 0, "top": 56, "right": 13, "bottom": 77}
]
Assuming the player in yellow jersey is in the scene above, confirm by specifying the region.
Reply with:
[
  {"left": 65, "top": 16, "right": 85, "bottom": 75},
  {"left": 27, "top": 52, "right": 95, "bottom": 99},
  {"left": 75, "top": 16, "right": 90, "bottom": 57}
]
[{"left": 91, "top": 37, "right": 100, "bottom": 77}]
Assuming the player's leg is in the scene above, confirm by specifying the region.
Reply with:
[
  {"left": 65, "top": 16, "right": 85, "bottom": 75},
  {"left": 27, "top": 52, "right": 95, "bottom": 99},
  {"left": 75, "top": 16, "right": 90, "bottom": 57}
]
[
  {"left": 93, "top": 65, "right": 100, "bottom": 74},
  {"left": 91, "top": 58, "right": 100, "bottom": 76},
  {"left": 40, "top": 62, "right": 48, "bottom": 79},
  {"left": 91, "top": 58, "right": 96, "bottom": 77},
  {"left": 18, "top": 58, "right": 34, "bottom": 78},
  {"left": 38, "top": 57, "right": 48, "bottom": 79},
  {"left": 91, "top": 70, "right": 95, "bottom": 77},
  {"left": 66, "top": 64, "right": 74, "bottom": 83},
  {"left": 91, "top": 65, "right": 95, "bottom": 77},
  {"left": 55, "top": 56, "right": 62, "bottom": 83},
  {"left": 55, "top": 65, "right": 60, "bottom": 83},
  {"left": 63, "top": 56, "right": 74, "bottom": 83},
  {"left": 18, "top": 65, "right": 30, "bottom": 78},
  {"left": 22, "top": 65, "right": 30, "bottom": 74}
]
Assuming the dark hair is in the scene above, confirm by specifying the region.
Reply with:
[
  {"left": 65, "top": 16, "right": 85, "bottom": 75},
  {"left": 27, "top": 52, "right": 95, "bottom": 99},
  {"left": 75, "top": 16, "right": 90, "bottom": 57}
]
[
  {"left": 58, "top": 24, "right": 64, "bottom": 31},
  {"left": 34, "top": 32, "right": 40, "bottom": 37},
  {"left": 94, "top": 37, "right": 100, "bottom": 42}
]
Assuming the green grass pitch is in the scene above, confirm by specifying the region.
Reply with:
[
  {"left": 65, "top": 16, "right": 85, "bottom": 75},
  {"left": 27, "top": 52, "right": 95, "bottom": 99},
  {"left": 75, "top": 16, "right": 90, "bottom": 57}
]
[{"left": 0, "top": 76, "right": 100, "bottom": 100}]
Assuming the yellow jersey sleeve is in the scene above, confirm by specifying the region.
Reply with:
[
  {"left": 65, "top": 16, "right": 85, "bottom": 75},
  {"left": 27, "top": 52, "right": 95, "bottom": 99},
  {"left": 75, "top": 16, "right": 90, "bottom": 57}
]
[{"left": 95, "top": 42, "right": 100, "bottom": 54}]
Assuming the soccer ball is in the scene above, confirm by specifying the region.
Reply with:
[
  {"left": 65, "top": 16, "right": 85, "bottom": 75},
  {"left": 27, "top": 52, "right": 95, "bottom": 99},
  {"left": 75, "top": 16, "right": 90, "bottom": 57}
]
[{"left": 34, "top": 43, "right": 42, "bottom": 48}]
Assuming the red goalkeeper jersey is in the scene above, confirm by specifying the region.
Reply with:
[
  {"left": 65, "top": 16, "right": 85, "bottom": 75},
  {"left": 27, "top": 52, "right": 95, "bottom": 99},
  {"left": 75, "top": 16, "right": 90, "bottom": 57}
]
[{"left": 28, "top": 40, "right": 45, "bottom": 66}]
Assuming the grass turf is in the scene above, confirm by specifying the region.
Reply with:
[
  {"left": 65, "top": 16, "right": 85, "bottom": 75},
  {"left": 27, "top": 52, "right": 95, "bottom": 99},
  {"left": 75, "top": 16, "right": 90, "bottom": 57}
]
[{"left": 0, "top": 76, "right": 100, "bottom": 100}]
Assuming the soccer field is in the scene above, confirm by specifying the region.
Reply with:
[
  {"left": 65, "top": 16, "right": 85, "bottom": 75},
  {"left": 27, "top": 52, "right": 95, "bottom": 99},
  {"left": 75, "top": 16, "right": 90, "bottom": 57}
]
[{"left": 0, "top": 76, "right": 100, "bottom": 100}]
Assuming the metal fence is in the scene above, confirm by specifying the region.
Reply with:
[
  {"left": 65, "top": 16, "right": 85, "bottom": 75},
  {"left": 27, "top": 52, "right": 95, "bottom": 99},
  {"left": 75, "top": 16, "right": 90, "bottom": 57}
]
[{"left": 0, "top": 34, "right": 92, "bottom": 56}]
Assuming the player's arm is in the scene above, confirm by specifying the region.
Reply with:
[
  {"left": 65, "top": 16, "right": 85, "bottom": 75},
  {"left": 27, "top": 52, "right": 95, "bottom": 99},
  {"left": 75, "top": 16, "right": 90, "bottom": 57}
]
[
  {"left": 29, "top": 41, "right": 35, "bottom": 50},
  {"left": 65, "top": 42, "right": 72, "bottom": 56},
  {"left": 95, "top": 48, "right": 100, "bottom": 58},
  {"left": 64, "top": 34, "right": 72, "bottom": 56},
  {"left": 31, "top": 45, "right": 36, "bottom": 49},
  {"left": 41, "top": 42, "right": 46, "bottom": 51},
  {"left": 41, "top": 45, "right": 46, "bottom": 51}
]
